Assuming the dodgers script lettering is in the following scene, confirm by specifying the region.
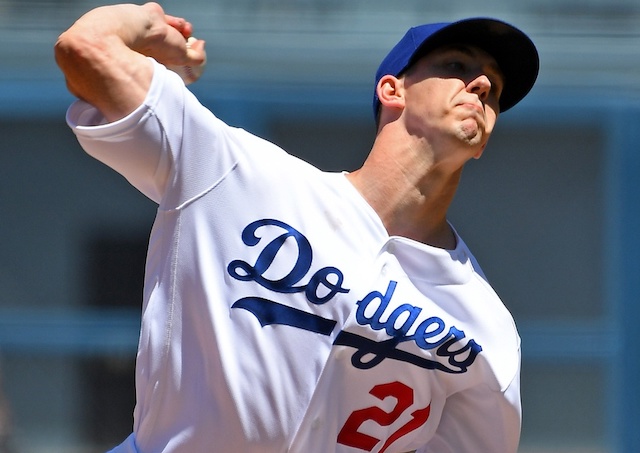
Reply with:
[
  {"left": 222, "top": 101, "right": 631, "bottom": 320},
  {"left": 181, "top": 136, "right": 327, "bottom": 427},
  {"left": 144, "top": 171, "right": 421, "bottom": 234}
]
[{"left": 228, "top": 219, "right": 481, "bottom": 373}]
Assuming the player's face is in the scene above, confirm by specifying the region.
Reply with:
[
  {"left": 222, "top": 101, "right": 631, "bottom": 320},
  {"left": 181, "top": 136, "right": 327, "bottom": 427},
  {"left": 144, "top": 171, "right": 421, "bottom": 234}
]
[{"left": 401, "top": 44, "right": 504, "bottom": 159}]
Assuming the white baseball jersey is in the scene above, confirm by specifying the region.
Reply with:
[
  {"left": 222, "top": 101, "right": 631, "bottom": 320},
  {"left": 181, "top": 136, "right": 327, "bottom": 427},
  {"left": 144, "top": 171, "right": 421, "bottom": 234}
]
[{"left": 66, "top": 60, "right": 522, "bottom": 453}]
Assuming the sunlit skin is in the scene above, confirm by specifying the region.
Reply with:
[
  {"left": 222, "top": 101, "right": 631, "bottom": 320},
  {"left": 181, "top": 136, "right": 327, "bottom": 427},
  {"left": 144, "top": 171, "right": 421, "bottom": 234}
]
[{"left": 347, "top": 45, "right": 505, "bottom": 249}]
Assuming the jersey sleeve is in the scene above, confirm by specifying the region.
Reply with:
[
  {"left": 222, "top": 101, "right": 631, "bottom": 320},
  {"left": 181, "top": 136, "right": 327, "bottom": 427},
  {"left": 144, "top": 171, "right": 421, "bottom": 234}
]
[{"left": 65, "top": 59, "right": 240, "bottom": 208}]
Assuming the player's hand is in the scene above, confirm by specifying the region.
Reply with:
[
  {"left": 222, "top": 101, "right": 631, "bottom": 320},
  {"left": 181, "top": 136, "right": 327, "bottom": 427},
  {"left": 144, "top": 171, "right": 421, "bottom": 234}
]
[
  {"left": 166, "top": 36, "right": 207, "bottom": 85},
  {"left": 137, "top": 3, "right": 207, "bottom": 83}
]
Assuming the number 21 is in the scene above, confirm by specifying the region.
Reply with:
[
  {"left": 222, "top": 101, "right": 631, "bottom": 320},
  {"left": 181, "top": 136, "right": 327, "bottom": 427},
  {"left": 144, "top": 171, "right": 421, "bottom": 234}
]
[{"left": 337, "top": 381, "right": 431, "bottom": 453}]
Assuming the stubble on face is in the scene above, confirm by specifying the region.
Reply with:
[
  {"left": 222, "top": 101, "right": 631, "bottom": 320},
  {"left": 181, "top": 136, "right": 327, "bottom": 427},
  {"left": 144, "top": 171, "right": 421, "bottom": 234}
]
[{"left": 455, "top": 111, "right": 487, "bottom": 147}]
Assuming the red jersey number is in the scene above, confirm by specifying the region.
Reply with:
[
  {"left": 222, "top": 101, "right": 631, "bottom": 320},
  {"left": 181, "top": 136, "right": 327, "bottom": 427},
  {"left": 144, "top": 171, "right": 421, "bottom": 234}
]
[{"left": 337, "top": 381, "right": 431, "bottom": 453}]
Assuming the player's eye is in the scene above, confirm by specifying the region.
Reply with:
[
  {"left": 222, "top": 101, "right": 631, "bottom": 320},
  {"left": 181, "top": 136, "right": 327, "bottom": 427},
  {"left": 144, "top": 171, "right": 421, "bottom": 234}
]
[{"left": 445, "top": 61, "right": 466, "bottom": 73}]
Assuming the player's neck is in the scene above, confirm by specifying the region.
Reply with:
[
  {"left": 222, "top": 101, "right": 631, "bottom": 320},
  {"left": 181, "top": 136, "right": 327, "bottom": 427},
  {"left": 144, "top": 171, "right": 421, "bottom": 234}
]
[{"left": 346, "top": 151, "right": 460, "bottom": 249}]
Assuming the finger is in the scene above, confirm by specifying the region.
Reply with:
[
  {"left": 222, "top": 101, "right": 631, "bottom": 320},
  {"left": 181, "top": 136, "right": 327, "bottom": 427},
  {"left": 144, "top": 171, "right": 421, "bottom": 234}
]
[
  {"left": 186, "top": 37, "right": 207, "bottom": 66},
  {"left": 165, "top": 14, "right": 193, "bottom": 38}
]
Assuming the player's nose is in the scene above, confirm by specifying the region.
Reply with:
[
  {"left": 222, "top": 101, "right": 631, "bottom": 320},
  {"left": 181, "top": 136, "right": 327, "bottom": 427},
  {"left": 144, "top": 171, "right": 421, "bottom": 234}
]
[{"left": 466, "top": 74, "right": 492, "bottom": 102}]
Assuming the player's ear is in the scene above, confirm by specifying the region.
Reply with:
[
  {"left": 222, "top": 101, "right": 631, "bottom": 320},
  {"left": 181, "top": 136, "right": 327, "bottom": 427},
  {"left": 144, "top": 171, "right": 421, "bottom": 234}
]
[{"left": 377, "top": 75, "right": 405, "bottom": 112}]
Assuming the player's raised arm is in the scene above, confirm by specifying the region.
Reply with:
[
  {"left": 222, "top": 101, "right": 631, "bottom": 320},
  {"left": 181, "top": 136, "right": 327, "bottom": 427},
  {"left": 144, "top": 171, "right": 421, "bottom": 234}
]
[{"left": 54, "top": 2, "right": 206, "bottom": 123}]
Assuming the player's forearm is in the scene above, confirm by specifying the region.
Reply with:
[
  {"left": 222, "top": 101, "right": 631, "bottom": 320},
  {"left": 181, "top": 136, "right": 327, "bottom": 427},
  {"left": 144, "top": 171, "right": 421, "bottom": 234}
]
[
  {"left": 54, "top": 4, "right": 160, "bottom": 121},
  {"left": 61, "top": 4, "right": 163, "bottom": 52},
  {"left": 54, "top": 2, "right": 198, "bottom": 122}
]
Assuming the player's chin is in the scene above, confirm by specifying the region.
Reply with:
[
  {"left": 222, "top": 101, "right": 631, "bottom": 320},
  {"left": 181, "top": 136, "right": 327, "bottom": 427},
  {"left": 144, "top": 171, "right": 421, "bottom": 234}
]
[{"left": 456, "top": 120, "right": 486, "bottom": 145}]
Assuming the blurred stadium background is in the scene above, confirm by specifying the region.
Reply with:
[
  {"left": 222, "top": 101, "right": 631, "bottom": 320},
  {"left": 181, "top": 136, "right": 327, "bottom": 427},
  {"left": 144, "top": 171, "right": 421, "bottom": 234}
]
[{"left": 1, "top": 0, "right": 640, "bottom": 452}]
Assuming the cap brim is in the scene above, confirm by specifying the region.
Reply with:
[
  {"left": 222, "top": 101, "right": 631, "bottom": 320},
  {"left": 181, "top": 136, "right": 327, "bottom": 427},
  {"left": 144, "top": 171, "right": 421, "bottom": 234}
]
[{"left": 413, "top": 18, "right": 539, "bottom": 112}]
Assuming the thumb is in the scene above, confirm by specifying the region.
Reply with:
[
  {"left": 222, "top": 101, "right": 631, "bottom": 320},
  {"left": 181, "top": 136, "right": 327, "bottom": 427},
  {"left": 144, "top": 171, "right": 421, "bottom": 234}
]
[
  {"left": 167, "top": 37, "right": 207, "bottom": 85},
  {"left": 185, "top": 36, "right": 207, "bottom": 66}
]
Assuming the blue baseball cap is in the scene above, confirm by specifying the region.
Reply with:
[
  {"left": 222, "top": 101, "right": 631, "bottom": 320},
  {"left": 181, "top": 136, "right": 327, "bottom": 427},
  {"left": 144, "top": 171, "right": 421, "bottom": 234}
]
[{"left": 373, "top": 18, "right": 539, "bottom": 118}]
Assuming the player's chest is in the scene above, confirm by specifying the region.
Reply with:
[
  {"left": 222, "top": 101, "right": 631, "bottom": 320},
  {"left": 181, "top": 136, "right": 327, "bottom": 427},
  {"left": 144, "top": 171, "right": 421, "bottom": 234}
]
[{"left": 224, "top": 217, "right": 491, "bottom": 386}]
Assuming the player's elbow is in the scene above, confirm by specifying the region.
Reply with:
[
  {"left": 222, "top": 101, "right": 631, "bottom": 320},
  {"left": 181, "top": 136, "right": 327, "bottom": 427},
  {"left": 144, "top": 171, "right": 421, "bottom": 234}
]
[
  {"left": 54, "top": 30, "right": 96, "bottom": 74},
  {"left": 54, "top": 29, "right": 115, "bottom": 100}
]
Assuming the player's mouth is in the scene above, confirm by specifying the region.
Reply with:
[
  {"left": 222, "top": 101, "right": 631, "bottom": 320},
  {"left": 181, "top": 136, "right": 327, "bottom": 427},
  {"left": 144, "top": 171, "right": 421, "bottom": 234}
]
[{"left": 456, "top": 102, "right": 484, "bottom": 115}]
